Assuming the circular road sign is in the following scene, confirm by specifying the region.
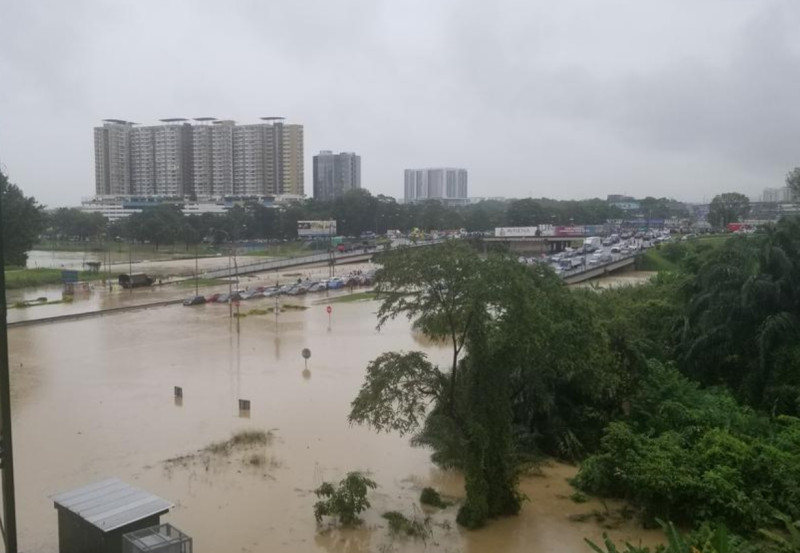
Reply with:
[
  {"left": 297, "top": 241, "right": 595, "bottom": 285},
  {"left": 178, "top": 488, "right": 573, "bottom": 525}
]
[
  {"left": 302, "top": 348, "right": 311, "bottom": 360},
  {"left": 326, "top": 305, "right": 332, "bottom": 314}
]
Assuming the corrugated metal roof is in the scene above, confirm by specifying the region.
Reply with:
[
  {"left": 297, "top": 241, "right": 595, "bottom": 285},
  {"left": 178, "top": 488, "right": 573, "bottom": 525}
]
[{"left": 51, "top": 478, "right": 173, "bottom": 532}]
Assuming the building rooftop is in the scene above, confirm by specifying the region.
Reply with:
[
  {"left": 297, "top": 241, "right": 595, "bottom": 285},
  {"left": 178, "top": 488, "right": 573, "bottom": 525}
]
[{"left": 52, "top": 478, "right": 173, "bottom": 532}]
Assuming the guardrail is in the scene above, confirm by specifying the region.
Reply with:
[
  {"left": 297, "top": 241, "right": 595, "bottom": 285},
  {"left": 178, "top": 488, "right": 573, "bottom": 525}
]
[{"left": 202, "top": 239, "right": 447, "bottom": 280}]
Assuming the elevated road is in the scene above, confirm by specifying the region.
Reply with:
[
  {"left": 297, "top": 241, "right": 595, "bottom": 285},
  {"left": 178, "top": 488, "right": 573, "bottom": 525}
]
[{"left": 559, "top": 254, "right": 639, "bottom": 284}]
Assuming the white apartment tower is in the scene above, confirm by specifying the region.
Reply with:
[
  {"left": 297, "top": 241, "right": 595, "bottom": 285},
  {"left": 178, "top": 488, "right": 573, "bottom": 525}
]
[
  {"left": 93, "top": 118, "right": 303, "bottom": 197},
  {"left": 404, "top": 168, "right": 468, "bottom": 204},
  {"left": 94, "top": 120, "right": 134, "bottom": 195}
]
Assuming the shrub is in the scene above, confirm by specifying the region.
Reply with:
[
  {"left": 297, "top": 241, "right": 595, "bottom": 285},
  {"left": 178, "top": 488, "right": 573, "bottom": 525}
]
[
  {"left": 382, "top": 511, "right": 431, "bottom": 539},
  {"left": 313, "top": 472, "right": 377, "bottom": 526},
  {"left": 420, "top": 487, "right": 449, "bottom": 508}
]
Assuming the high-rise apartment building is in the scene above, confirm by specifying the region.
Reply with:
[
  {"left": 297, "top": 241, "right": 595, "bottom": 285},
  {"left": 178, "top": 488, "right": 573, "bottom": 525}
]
[
  {"left": 762, "top": 186, "right": 793, "bottom": 203},
  {"left": 404, "top": 168, "right": 468, "bottom": 204},
  {"left": 94, "top": 120, "right": 134, "bottom": 195},
  {"left": 312, "top": 151, "right": 361, "bottom": 200},
  {"left": 93, "top": 118, "right": 304, "bottom": 197}
]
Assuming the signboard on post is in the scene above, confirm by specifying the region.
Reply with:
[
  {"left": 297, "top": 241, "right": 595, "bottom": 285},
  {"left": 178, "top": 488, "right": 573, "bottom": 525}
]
[
  {"left": 61, "top": 270, "right": 79, "bottom": 284},
  {"left": 297, "top": 220, "right": 337, "bottom": 237}
]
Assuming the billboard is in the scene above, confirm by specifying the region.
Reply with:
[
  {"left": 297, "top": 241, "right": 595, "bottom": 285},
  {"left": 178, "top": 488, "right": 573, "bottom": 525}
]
[
  {"left": 494, "top": 227, "right": 539, "bottom": 238},
  {"left": 554, "top": 226, "right": 586, "bottom": 237},
  {"left": 297, "top": 220, "right": 337, "bottom": 237}
]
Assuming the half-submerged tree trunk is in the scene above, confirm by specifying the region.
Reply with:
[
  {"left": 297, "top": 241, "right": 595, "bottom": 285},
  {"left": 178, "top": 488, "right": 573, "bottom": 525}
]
[{"left": 456, "top": 315, "right": 520, "bottom": 529}]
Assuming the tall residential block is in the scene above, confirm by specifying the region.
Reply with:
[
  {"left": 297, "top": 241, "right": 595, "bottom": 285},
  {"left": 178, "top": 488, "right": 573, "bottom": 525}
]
[
  {"left": 93, "top": 118, "right": 303, "bottom": 197},
  {"left": 404, "top": 168, "right": 468, "bottom": 204},
  {"left": 94, "top": 120, "right": 134, "bottom": 195},
  {"left": 313, "top": 151, "right": 361, "bottom": 200}
]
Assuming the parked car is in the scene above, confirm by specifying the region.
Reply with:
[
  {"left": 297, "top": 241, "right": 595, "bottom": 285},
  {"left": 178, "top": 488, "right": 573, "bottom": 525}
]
[
  {"left": 206, "top": 293, "right": 222, "bottom": 303},
  {"left": 308, "top": 281, "right": 328, "bottom": 293},
  {"left": 183, "top": 295, "right": 206, "bottom": 306}
]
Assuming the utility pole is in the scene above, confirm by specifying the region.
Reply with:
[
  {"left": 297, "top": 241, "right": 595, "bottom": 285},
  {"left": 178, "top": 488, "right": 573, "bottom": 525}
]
[
  {"left": 194, "top": 242, "right": 199, "bottom": 297},
  {"left": 0, "top": 189, "right": 19, "bottom": 552}
]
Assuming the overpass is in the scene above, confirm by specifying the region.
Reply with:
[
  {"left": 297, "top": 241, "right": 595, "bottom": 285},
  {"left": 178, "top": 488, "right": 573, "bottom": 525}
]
[
  {"left": 558, "top": 253, "right": 640, "bottom": 284},
  {"left": 198, "top": 237, "right": 642, "bottom": 285}
]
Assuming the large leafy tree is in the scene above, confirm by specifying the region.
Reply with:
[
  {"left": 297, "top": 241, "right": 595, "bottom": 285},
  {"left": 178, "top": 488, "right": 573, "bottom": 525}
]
[
  {"left": 707, "top": 193, "right": 750, "bottom": 229},
  {"left": 0, "top": 169, "right": 46, "bottom": 266},
  {"left": 348, "top": 241, "right": 619, "bottom": 527},
  {"left": 786, "top": 167, "right": 800, "bottom": 200}
]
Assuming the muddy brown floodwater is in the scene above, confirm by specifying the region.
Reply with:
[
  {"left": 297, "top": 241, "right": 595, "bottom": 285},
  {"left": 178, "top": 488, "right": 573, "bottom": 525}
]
[{"left": 7, "top": 295, "right": 662, "bottom": 553}]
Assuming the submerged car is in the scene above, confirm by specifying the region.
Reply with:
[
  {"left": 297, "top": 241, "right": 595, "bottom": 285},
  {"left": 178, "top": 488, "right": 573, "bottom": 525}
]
[{"left": 183, "top": 295, "right": 206, "bottom": 306}]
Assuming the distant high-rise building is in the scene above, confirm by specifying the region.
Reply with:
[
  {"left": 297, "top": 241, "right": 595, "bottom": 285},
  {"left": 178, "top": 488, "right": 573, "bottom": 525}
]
[
  {"left": 404, "top": 168, "right": 467, "bottom": 204},
  {"left": 93, "top": 118, "right": 304, "bottom": 197},
  {"left": 313, "top": 151, "right": 361, "bottom": 200},
  {"left": 94, "top": 120, "right": 134, "bottom": 195},
  {"left": 762, "top": 186, "right": 793, "bottom": 203}
]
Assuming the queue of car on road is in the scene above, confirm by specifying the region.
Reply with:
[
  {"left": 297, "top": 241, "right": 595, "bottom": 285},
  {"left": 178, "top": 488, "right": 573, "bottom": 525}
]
[
  {"left": 182, "top": 269, "right": 377, "bottom": 306},
  {"left": 518, "top": 229, "right": 673, "bottom": 275}
]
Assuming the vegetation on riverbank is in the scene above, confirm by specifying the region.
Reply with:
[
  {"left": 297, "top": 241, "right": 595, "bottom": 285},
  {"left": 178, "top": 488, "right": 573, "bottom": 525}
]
[{"left": 345, "top": 221, "right": 800, "bottom": 549}]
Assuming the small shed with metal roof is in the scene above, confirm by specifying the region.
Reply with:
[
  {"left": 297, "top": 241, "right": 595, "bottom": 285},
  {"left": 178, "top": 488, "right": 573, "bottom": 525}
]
[{"left": 51, "top": 478, "right": 174, "bottom": 553}]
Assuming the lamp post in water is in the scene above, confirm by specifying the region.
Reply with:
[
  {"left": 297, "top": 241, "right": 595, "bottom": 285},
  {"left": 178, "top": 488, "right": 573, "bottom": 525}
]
[{"left": 211, "top": 229, "right": 235, "bottom": 318}]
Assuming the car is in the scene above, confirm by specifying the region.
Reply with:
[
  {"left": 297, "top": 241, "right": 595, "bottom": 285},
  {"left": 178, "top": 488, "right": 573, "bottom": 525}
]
[
  {"left": 262, "top": 286, "right": 281, "bottom": 297},
  {"left": 206, "top": 293, "right": 222, "bottom": 303},
  {"left": 286, "top": 284, "right": 308, "bottom": 296},
  {"left": 308, "top": 281, "right": 328, "bottom": 293},
  {"left": 327, "top": 278, "right": 345, "bottom": 290},
  {"left": 183, "top": 295, "right": 206, "bottom": 306},
  {"left": 240, "top": 290, "right": 261, "bottom": 300},
  {"left": 215, "top": 293, "right": 231, "bottom": 303}
]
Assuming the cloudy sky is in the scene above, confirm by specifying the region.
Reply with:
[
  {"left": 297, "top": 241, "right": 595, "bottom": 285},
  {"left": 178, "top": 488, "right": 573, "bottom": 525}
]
[{"left": 2, "top": 0, "right": 800, "bottom": 207}]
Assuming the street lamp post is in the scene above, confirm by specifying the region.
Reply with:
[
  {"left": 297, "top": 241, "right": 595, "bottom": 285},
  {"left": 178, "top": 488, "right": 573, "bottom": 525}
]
[{"left": 211, "top": 229, "right": 235, "bottom": 318}]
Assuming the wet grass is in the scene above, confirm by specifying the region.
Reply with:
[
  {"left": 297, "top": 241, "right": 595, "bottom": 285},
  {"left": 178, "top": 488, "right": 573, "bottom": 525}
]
[
  {"left": 166, "top": 429, "right": 274, "bottom": 467},
  {"left": 4, "top": 268, "right": 107, "bottom": 289},
  {"left": 175, "top": 278, "right": 231, "bottom": 289},
  {"left": 382, "top": 511, "right": 432, "bottom": 539},
  {"left": 322, "top": 291, "right": 377, "bottom": 304},
  {"left": 10, "top": 296, "right": 74, "bottom": 309}
]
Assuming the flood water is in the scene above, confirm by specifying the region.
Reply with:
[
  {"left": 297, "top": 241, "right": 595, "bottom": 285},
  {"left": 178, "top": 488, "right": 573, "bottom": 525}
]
[{"left": 7, "top": 285, "right": 662, "bottom": 552}]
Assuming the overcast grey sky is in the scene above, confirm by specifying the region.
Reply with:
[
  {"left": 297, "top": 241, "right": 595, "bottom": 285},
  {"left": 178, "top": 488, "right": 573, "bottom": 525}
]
[{"left": 2, "top": 0, "right": 800, "bottom": 207}]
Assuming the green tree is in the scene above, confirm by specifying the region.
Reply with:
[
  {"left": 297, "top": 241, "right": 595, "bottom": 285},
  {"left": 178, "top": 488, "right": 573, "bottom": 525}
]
[
  {"left": 707, "top": 193, "right": 750, "bottom": 229},
  {"left": 350, "top": 242, "right": 530, "bottom": 527},
  {"left": 0, "top": 169, "right": 46, "bottom": 266},
  {"left": 785, "top": 167, "right": 800, "bottom": 201}
]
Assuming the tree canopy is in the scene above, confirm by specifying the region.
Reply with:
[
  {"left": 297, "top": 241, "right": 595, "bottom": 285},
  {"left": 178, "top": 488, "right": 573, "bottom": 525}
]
[
  {"left": 707, "top": 192, "right": 750, "bottom": 229},
  {"left": 0, "top": 169, "right": 46, "bottom": 266}
]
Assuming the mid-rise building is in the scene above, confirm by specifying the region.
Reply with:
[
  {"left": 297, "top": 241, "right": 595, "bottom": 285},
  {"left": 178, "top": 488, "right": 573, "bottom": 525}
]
[
  {"left": 313, "top": 151, "right": 361, "bottom": 200},
  {"left": 404, "top": 168, "right": 467, "bottom": 205},
  {"left": 93, "top": 118, "right": 303, "bottom": 198}
]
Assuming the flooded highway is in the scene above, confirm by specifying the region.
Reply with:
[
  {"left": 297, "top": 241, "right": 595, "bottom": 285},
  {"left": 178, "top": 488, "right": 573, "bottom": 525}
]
[{"left": 7, "top": 290, "right": 662, "bottom": 552}]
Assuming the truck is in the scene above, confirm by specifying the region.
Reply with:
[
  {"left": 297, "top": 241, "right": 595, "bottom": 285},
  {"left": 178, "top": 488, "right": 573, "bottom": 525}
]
[
  {"left": 118, "top": 273, "right": 154, "bottom": 289},
  {"left": 583, "top": 236, "right": 602, "bottom": 252}
]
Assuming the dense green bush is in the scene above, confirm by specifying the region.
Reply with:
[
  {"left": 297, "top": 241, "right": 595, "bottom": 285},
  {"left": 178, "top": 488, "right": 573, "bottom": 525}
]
[
  {"left": 574, "top": 363, "right": 800, "bottom": 532},
  {"left": 313, "top": 472, "right": 377, "bottom": 526}
]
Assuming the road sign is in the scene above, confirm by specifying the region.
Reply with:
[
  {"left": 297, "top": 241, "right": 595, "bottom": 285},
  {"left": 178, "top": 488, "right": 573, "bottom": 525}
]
[
  {"left": 326, "top": 305, "right": 332, "bottom": 314},
  {"left": 302, "top": 348, "right": 311, "bottom": 359},
  {"left": 61, "top": 270, "right": 79, "bottom": 284}
]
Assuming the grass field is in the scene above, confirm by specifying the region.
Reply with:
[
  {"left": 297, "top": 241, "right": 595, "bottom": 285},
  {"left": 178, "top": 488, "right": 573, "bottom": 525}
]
[
  {"left": 34, "top": 240, "right": 219, "bottom": 258},
  {"left": 174, "top": 278, "right": 232, "bottom": 289},
  {"left": 4, "top": 268, "right": 108, "bottom": 290},
  {"left": 638, "top": 234, "right": 732, "bottom": 272},
  {"left": 320, "top": 291, "right": 377, "bottom": 304}
]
